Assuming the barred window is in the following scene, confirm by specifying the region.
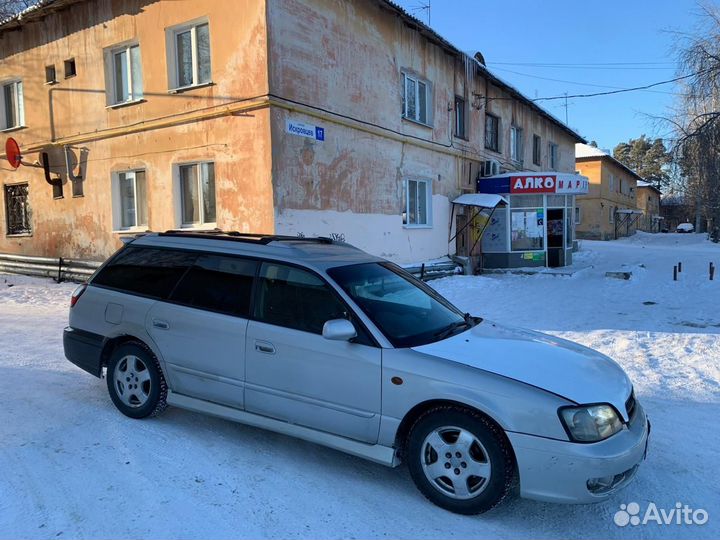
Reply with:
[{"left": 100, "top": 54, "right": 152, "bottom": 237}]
[{"left": 4, "top": 183, "right": 31, "bottom": 235}]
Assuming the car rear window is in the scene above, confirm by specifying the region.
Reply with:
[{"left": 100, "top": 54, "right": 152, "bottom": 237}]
[
  {"left": 92, "top": 246, "right": 197, "bottom": 299},
  {"left": 169, "top": 255, "right": 258, "bottom": 317}
]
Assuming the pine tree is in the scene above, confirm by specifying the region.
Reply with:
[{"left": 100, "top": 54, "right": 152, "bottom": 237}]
[{"left": 612, "top": 135, "right": 671, "bottom": 189}]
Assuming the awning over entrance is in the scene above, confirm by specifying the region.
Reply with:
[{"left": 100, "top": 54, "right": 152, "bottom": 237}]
[
  {"left": 478, "top": 172, "right": 589, "bottom": 195},
  {"left": 451, "top": 193, "right": 507, "bottom": 208}
]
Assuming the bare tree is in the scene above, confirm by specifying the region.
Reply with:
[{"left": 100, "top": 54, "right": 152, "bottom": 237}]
[
  {"left": 0, "top": 0, "right": 36, "bottom": 21},
  {"left": 672, "top": 3, "right": 720, "bottom": 237}
]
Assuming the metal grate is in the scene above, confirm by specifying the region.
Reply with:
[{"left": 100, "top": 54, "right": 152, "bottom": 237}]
[{"left": 4, "top": 183, "right": 31, "bottom": 235}]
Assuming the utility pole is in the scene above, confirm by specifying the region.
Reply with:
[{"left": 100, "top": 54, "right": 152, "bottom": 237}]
[{"left": 564, "top": 92, "right": 568, "bottom": 125}]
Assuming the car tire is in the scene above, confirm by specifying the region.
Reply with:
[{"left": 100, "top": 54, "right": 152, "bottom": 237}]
[
  {"left": 406, "top": 406, "right": 516, "bottom": 515},
  {"left": 106, "top": 341, "right": 168, "bottom": 419}
]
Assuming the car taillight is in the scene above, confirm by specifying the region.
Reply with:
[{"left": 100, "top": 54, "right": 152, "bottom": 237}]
[{"left": 70, "top": 284, "right": 87, "bottom": 307}]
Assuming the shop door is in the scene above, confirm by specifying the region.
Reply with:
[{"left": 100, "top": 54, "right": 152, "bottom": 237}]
[
  {"left": 547, "top": 208, "right": 565, "bottom": 267},
  {"left": 455, "top": 214, "right": 469, "bottom": 256}
]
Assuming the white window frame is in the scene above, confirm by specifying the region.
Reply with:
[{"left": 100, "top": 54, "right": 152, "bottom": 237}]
[
  {"left": 401, "top": 71, "right": 432, "bottom": 126},
  {"left": 510, "top": 126, "right": 523, "bottom": 163},
  {"left": 104, "top": 42, "right": 143, "bottom": 106},
  {"left": 549, "top": 142, "right": 558, "bottom": 170},
  {"left": 1, "top": 80, "right": 25, "bottom": 131},
  {"left": 166, "top": 19, "right": 212, "bottom": 91},
  {"left": 111, "top": 170, "right": 148, "bottom": 231},
  {"left": 403, "top": 177, "right": 432, "bottom": 228},
  {"left": 174, "top": 161, "right": 217, "bottom": 228}
]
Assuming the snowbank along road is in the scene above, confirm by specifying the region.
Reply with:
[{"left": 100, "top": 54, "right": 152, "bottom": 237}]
[{"left": 0, "top": 232, "right": 718, "bottom": 539}]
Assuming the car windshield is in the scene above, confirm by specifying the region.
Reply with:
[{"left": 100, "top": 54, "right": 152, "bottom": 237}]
[{"left": 328, "top": 262, "right": 477, "bottom": 348}]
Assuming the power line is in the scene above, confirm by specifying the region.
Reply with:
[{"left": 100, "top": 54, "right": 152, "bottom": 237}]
[
  {"left": 491, "top": 66, "right": 680, "bottom": 95},
  {"left": 531, "top": 71, "right": 705, "bottom": 102},
  {"left": 489, "top": 61, "right": 675, "bottom": 66}
]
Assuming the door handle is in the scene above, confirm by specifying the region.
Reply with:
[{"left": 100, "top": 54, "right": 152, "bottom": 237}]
[
  {"left": 255, "top": 340, "right": 275, "bottom": 354},
  {"left": 152, "top": 319, "right": 170, "bottom": 330}
]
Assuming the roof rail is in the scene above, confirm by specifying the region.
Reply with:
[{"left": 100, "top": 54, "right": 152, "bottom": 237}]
[{"left": 157, "top": 230, "right": 335, "bottom": 245}]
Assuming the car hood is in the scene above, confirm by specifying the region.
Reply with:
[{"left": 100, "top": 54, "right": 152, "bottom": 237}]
[{"left": 413, "top": 320, "right": 632, "bottom": 418}]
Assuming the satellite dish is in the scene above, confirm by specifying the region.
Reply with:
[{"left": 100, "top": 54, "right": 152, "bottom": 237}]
[{"left": 5, "top": 137, "right": 21, "bottom": 169}]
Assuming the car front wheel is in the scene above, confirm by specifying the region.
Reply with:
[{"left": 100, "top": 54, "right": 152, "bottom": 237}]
[{"left": 406, "top": 406, "right": 516, "bottom": 514}]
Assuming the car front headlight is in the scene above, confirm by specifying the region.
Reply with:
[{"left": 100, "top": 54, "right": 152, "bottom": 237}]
[{"left": 559, "top": 404, "right": 623, "bottom": 442}]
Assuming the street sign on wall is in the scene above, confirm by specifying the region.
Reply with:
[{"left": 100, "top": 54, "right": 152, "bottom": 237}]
[{"left": 286, "top": 119, "right": 325, "bottom": 142}]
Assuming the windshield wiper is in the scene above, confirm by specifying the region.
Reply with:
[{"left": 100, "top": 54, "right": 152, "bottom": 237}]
[{"left": 433, "top": 320, "right": 472, "bottom": 341}]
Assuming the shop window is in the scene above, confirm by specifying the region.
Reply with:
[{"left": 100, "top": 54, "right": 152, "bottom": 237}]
[
  {"left": 485, "top": 113, "right": 499, "bottom": 152},
  {"left": 167, "top": 20, "right": 212, "bottom": 90},
  {"left": 510, "top": 126, "right": 523, "bottom": 163},
  {"left": 454, "top": 96, "right": 466, "bottom": 138},
  {"left": 112, "top": 170, "right": 148, "bottom": 230},
  {"left": 178, "top": 162, "right": 216, "bottom": 226},
  {"left": 510, "top": 194, "right": 543, "bottom": 208},
  {"left": 511, "top": 208, "right": 544, "bottom": 251},
  {"left": 4, "top": 183, "right": 31, "bottom": 235},
  {"left": 402, "top": 72, "right": 431, "bottom": 125},
  {"left": 1, "top": 80, "right": 24, "bottom": 131},
  {"left": 547, "top": 194, "right": 565, "bottom": 207},
  {"left": 549, "top": 142, "right": 558, "bottom": 170},
  {"left": 404, "top": 178, "right": 431, "bottom": 227},
  {"left": 105, "top": 43, "right": 143, "bottom": 105},
  {"left": 532, "top": 134, "right": 542, "bottom": 165}
]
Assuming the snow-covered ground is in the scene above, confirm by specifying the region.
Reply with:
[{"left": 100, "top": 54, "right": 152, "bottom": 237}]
[{"left": 1, "top": 232, "right": 718, "bottom": 539}]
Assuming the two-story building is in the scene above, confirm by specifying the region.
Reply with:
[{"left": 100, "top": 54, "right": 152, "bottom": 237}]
[
  {"left": 0, "top": 0, "right": 584, "bottom": 264},
  {"left": 574, "top": 143, "right": 642, "bottom": 240},
  {"left": 635, "top": 180, "right": 662, "bottom": 233}
]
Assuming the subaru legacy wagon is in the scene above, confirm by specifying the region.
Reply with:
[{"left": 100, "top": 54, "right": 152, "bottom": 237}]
[{"left": 64, "top": 231, "right": 649, "bottom": 514}]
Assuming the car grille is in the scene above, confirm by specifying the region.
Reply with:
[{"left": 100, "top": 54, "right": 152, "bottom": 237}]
[{"left": 625, "top": 390, "right": 637, "bottom": 422}]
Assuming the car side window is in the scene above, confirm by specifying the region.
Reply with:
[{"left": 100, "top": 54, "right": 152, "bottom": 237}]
[
  {"left": 254, "top": 262, "right": 350, "bottom": 335},
  {"left": 92, "top": 247, "right": 197, "bottom": 299},
  {"left": 169, "top": 255, "right": 258, "bottom": 317}
]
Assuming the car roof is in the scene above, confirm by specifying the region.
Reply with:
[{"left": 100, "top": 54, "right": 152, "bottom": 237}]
[{"left": 127, "top": 231, "right": 384, "bottom": 271}]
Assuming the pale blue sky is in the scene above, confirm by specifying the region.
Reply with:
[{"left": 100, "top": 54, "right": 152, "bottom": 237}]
[{"left": 393, "top": 0, "right": 701, "bottom": 151}]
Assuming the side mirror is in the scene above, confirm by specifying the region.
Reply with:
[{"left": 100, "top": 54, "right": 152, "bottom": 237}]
[{"left": 322, "top": 319, "right": 357, "bottom": 341}]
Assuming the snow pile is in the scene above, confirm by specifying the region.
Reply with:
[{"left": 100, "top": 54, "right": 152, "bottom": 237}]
[{"left": 0, "top": 233, "right": 718, "bottom": 539}]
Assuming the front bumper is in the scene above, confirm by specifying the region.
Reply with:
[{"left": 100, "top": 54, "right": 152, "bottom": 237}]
[{"left": 508, "top": 404, "right": 649, "bottom": 503}]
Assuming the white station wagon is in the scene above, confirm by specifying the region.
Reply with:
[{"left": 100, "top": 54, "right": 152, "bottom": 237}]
[{"left": 64, "top": 232, "right": 650, "bottom": 514}]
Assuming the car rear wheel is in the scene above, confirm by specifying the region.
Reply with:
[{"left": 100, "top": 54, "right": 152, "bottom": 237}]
[
  {"left": 406, "top": 406, "right": 515, "bottom": 514},
  {"left": 106, "top": 341, "right": 167, "bottom": 419}
]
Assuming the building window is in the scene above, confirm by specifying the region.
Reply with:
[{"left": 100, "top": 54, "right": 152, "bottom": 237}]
[
  {"left": 609, "top": 206, "right": 615, "bottom": 223},
  {"left": 510, "top": 126, "right": 523, "bottom": 163},
  {"left": 1, "top": 81, "right": 24, "bottom": 131},
  {"left": 402, "top": 72, "right": 431, "bottom": 125},
  {"left": 113, "top": 170, "right": 148, "bottom": 230},
  {"left": 4, "top": 183, "right": 31, "bottom": 235},
  {"left": 404, "top": 178, "right": 431, "bottom": 227},
  {"left": 179, "top": 162, "right": 216, "bottom": 226},
  {"left": 608, "top": 173, "right": 615, "bottom": 193},
  {"left": 485, "top": 114, "right": 499, "bottom": 152},
  {"left": 549, "top": 142, "right": 558, "bottom": 170},
  {"left": 168, "top": 21, "right": 211, "bottom": 89},
  {"left": 575, "top": 206, "right": 581, "bottom": 225},
  {"left": 45, "top": 65, "right": 57, "bottom": 84},
  {"left": 64, "top": 58, "right": 76, "bottom": 78},
  {"left": 454, "top": 96, "right": 466, "bottom": 138},
  {"left": 106, "top": 43, "right": 143, "bottom": 105},
  {"left": 532, "top": 134, "right": 542, "bottom": 166}
]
